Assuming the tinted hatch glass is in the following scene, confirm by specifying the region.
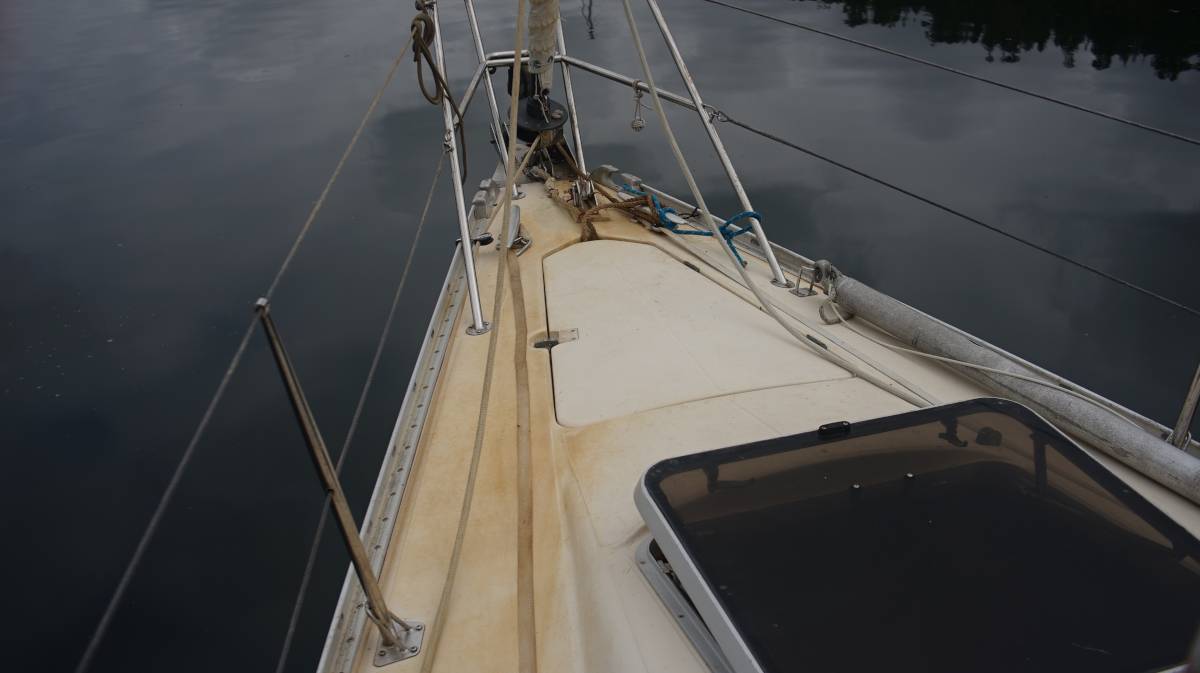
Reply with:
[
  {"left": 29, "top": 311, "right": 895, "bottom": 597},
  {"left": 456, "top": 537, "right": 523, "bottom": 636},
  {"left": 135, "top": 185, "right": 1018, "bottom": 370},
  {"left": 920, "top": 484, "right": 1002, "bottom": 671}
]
[{"left": 644, "top": 399, "right": 1200, "bottom": 673}]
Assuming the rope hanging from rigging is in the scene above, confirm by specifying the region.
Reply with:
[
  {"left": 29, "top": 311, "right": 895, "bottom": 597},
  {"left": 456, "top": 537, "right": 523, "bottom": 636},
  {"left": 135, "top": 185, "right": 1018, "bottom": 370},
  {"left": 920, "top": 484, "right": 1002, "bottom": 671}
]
[{"left": 412, "top": 2, "right": 469, "bottom": 184}]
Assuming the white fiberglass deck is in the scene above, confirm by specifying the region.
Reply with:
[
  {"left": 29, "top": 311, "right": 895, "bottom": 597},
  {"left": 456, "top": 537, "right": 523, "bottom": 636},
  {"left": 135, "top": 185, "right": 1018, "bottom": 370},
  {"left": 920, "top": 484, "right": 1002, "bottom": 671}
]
[
  {"left": 325, "top": 176, "right": 1200, "bottom": 673},
  {"left": 544, "top": 240, "right": 848, "bottom": 426}
]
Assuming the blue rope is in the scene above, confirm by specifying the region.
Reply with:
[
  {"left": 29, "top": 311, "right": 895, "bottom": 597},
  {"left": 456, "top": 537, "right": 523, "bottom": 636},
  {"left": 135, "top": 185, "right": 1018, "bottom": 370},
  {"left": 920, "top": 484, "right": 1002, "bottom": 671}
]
[
  {"left": 618, "top": 185, "right": 761, "bottom": 266},
  {"left": 715, "top": 211, "right": 762, "bottom": 266}
]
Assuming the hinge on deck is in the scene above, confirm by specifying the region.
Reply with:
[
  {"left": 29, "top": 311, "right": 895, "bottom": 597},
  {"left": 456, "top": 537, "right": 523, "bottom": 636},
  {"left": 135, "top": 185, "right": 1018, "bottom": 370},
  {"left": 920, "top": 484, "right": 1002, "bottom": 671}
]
[{"left": 533, "top": 328, "right": 579, "bottom": 350}]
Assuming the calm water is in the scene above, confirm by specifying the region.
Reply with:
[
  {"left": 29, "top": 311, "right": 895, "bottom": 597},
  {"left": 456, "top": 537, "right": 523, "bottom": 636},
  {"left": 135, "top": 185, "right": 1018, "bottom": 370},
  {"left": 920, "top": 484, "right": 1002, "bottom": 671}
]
[{"left": 2, "top": 0, "right": 1197, "bottom": 670}]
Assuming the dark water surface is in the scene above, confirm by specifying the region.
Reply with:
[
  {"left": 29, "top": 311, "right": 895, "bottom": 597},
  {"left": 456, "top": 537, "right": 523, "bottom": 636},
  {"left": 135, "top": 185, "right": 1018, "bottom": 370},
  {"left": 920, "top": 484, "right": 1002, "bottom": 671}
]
[{"left": 2, "top": 0, "right": 1197, "bottom": 670}]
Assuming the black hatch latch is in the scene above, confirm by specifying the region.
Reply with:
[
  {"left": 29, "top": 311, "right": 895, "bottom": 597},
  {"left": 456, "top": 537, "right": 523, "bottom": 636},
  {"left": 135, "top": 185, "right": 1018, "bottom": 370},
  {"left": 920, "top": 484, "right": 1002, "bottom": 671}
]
[{"left": 818, "top": 420, "right": 851, "bottom": 438}]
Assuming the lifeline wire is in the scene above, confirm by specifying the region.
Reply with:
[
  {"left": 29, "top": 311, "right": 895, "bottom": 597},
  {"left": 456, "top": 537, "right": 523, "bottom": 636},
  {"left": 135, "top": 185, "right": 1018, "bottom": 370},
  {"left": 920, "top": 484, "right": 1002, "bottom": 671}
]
[
  {"left": 715, "top": 113, "right": 1200, "bottom": 320},
  {"left": 622, "top": 0, "right": 933, "bottom": 409},
  {"left": 699, "top": 0, "right": 1200, "bottom": 148},
  {"left": 272, "top": 150, "right": 448, "bottom": 673},
  {"left": 74, "top": 32, "right": 417, "bottom": 673}
]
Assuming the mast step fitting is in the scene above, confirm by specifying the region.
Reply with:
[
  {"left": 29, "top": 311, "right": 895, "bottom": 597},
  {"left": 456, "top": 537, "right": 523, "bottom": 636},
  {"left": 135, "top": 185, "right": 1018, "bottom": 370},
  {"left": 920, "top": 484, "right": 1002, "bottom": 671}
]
[{"left": 373, "top": 619, "right": 425, "bottom": 667}]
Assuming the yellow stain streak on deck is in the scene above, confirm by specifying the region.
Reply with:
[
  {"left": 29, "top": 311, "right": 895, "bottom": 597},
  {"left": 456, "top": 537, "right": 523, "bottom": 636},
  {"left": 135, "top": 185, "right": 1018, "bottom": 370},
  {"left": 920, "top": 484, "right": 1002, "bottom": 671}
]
[{"left": 348, "top": 179, "right": 1200, "bottom": 673}]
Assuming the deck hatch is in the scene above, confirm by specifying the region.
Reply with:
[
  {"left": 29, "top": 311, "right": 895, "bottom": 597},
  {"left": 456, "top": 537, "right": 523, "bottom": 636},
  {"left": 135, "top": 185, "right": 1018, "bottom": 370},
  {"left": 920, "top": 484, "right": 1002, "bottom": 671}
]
[{"left": 636, "top": 398, "right": 1200, "bottom": 673}]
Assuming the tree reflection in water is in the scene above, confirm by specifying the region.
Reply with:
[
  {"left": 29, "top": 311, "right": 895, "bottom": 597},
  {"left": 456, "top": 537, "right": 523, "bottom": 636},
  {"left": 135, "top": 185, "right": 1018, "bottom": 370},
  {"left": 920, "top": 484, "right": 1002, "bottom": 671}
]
[{"left": 796, "top": 0, "right": 1199, "bottom": 80}]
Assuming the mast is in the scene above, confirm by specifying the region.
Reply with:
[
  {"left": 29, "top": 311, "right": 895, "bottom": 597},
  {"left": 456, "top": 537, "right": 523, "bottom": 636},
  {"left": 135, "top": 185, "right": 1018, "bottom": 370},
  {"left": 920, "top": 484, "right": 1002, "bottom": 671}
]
[{"left": 527, "top": 0, "right": 560, "bottom": 93}]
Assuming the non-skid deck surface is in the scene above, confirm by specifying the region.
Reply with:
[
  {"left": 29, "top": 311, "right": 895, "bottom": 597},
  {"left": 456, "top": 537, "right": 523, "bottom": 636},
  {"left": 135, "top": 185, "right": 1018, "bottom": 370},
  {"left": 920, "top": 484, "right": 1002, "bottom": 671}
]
[
  {"left": 544, "top": 240, "right": 850, "bottom": 426},
  {"left": 344, "top": 180, "right": 1200, "bottom": 673}
]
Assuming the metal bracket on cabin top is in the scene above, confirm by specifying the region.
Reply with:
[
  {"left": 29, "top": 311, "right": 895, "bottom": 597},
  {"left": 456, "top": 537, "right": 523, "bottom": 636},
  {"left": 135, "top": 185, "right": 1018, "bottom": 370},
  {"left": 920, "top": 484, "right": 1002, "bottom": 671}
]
[{"left": 373, "top": 618, "right": 425, "bottom": 667}]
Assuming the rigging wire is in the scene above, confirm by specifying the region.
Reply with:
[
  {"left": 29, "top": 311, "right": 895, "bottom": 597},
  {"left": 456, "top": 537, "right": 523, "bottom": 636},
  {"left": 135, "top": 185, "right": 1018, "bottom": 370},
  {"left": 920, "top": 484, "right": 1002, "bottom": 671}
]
[
  {"left": 698, "top": 0, "right": 1200, "bottom": 148},
  {"left": 74, "top": 31, "right": 419, "bottom": 673},
  {"left": 621, "top": 0, "right": 932, "bottom": 409},
  {"left": 271, "top": 150, "right": 448, "bottom": 673},
  {"left": 712, "top": 111, "right": 1200, "bottom": 320}
]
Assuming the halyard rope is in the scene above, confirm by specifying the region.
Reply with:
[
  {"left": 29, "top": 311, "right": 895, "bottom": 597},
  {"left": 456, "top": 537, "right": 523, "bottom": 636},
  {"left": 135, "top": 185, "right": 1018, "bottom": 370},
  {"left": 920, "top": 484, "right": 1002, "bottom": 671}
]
[{"left": 416, "top": 136, "right": 541, "bottom": 673}]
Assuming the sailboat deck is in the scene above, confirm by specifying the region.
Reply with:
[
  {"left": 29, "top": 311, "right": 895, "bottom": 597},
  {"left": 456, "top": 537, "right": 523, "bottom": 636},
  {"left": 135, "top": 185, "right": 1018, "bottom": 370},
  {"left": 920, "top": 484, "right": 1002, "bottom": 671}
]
[{"left": 335, "top": 178, "right": 1200, "bottom": 673}]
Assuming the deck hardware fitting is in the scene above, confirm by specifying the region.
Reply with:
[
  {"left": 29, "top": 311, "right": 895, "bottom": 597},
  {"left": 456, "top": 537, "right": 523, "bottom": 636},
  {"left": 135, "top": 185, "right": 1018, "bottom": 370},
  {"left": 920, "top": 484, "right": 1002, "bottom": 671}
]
[
  {"left": 635, "top": 541, "right": 734, "bottom": 673},
  {"left": 630, "top": 82, "right": 647, "bottom": 132},
  {"left": 500, "top": 204, "right": 533, "bottom": 255},
  {"left": 510, "top": 235, "right": 533, "bottom": 255},
  {"left": 817, "top": 420, "right": 851, "bottom": 437},
  {"left": 456, "top": 232, "right": 495, "bottom": 247},
  {"left": 503, "top": 205, "right": 522, "bottom": 248},
  {"left": 552, "top": 328, "right": 579, "bottom": 344},
  {"left": 373, "top": 622, "right": 425, "bottom": 666},
  {"left": 937, "top": 419, "right": 968, "bottom": 447},
  {"left": 792, "top": 267, "right": 819, "bottom": 297},
  {"left": 533, "top": 328, "right": 579, "bottom": 350}
]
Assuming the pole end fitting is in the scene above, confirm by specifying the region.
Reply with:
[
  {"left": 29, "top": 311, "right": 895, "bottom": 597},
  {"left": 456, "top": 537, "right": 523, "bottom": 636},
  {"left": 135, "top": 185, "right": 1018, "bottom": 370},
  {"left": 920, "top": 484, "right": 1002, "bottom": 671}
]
[{"left": 373, "top": 618, "right": 425, "bottom": 667}]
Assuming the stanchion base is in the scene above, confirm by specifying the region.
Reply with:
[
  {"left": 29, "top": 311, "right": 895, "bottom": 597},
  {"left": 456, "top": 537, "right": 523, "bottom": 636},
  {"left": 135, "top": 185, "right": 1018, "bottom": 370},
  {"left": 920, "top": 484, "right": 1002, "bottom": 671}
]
[{"left": 374, "top": 621, "right": 425, "bottom": 667}]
